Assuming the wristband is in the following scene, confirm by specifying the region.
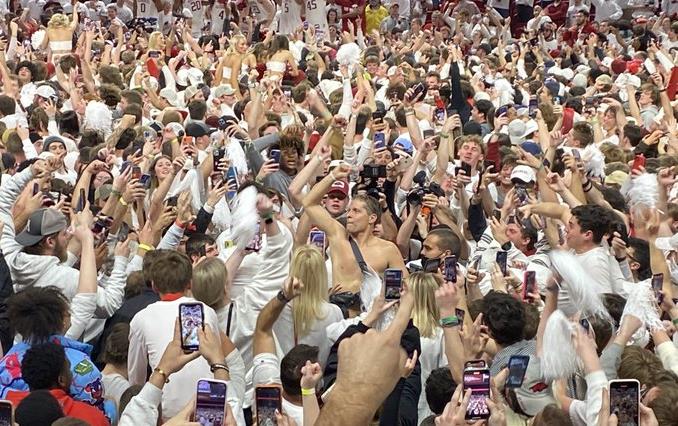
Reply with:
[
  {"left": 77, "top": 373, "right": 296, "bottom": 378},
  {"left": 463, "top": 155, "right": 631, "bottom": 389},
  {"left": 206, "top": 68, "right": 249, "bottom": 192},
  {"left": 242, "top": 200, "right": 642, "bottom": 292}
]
[
  {"left": 210, "top": 363, "right": 230, "bottom": 374},
  {"left": 138, "top": 243, "right": 155, "bottom": 252},
  {"left": 301, "top": 388, "right": 316, "bottom": 396},
  {"left": 175, "top": 219, "right": 188, "bottom": 229},
  {"left": 111, "top": 189, "right": 122, "bottom": 198},
  {"left": 440, "top": 132, "right": 450, "bottom": 139},
  {"left": 440, "top": 315, "right": 460, "bottom": 328},
  {"left": 153, "top": 368, "right": 170, "bottom": 383},
  {"left": 119, "top": 198, "right": 129, "bottom": 207}
]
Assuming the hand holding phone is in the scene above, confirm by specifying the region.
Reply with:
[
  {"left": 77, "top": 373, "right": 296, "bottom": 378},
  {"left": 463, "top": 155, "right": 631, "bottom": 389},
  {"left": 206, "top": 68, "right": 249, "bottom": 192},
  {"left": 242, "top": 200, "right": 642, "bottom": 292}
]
[
  {"left": 463, "top": 367, "right": 491, "bottom": 420},
  {"left": 444, "top": 256, "right": 457, "bottom": 282},
  {"left": 255, "top": 385, "right": 282, "bottom": 425},
  {"left": 195, "top": 380, "right": 227, "bottom": 425},
  {"left": 506, "top": 355, "right": 530, "bottom": 388},
  {"left": 179, "top": 303, "right": 204, "bottom": 352},
  {"left": 496, "top": 251, "right": 508, "bottom": 276},
  {"left": 609, "top": 379, "right": 640, "bottom": 426},
  {"left": 523, "top": 271, "right": 536, "bottom": 300},
  {"left": 384, "top": 268, "right": 403, "bottom": 300}
]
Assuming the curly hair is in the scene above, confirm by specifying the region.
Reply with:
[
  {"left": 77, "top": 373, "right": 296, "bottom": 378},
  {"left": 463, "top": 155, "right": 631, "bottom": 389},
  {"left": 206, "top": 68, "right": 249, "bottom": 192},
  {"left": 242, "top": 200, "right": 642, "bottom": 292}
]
[{"left": 8, "top": 287, "right": 69, "bottom": 343}]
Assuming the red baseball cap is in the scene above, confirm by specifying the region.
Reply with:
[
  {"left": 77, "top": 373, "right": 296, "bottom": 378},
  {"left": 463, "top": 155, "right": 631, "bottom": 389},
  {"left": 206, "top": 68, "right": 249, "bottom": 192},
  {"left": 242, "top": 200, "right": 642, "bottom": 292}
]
[{"left": 328, "top": 180, "right": 349, "bottom": 198}]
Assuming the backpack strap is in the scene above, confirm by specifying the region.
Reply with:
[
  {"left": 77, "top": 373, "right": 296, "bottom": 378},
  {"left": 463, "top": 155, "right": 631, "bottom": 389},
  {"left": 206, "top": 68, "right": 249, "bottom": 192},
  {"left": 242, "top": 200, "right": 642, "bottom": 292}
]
[{"left": 349, "top": 237, "right": 368, "bottom": 274}]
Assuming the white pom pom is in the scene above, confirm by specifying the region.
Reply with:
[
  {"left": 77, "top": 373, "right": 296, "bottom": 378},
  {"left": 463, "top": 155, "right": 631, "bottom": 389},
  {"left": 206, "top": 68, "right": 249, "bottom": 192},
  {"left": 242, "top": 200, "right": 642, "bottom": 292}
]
[
  {"left": 31, "top": 30, "right": 46, "bottom": 51},
  {"left": 541, "top": 310, "right": 579, "bottom": 381},
  {"left": 620, "top": 280, "right": 663, "bottom": 346},
  {"left": 230, "top": 186, "right": 259, "bottom": 251},
  {"left": 550, "top": 250, "right": 611, "bottom": 320},
  {"left": 581, "top": 144, "right": 606, "bottom": 180},
  {"left": 335, "top": 42, "right": 361, "bottom": 68},
  {"left": 83, "top": 101, "right": 113, "bottom": 139},
  {"left": 622, "top": 173, "right": 659, "bottom": 211}
]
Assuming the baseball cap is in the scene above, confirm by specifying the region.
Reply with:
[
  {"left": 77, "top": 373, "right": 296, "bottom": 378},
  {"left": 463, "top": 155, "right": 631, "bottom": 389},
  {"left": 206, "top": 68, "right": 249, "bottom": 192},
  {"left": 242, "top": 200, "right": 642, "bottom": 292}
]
[
  {"left": 327, "top": 180, "right": 349, "bottom": 198},
  {"left": 213, "top": 84, "right": 236, "bottom": 98},
  {"left": 35, "top": 85, "right": 56, "bottom": 100},
  {"left": 185, "top": 121, "right": 216, "bottom": 138},
  {"left": 16, "top": 208, "right": 68, "bottom": 246},
  {"left": 510, "top": 165, "right": 536, "bottom": 184},
  {"left": 164, "top": 122, "right": 185, "bottom": 137},
  {"left": 508, "top": 119, "right": 538, "bottom": 145},
  {"left": 604, "top": 170, "right": 629, "bottom": 187},
  {"left": 520, "top": 141, "right": 542, "bottom": 157},
  {"left": 184, "top": 85, "right": 199, "bottom": 103},
  {"left": 393, "top": 137, "right": 414, "bottom": 156}
]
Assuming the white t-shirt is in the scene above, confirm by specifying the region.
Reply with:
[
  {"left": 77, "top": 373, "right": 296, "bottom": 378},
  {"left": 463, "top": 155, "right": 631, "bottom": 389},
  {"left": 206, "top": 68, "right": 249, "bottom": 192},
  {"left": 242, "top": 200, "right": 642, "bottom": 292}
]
[
  {"left": 278, "top": 0, "right": 302, "bottom": 35},
  {"left": 136, "top": 0, "right": 158, "bottom": 18},
  {"left": 304, "top": 0, "right": 328, "bottom": 35},
  {"left": 102, "top": 373, "right": 131, "bottom": 409}
]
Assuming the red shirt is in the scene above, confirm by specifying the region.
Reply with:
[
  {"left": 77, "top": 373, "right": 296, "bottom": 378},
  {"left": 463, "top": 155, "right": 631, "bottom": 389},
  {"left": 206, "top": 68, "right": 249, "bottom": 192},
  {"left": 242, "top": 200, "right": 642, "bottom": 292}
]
[
  {"left": 544, "top": 0, "right": 569, "bottom": 28},
  {"left": 335, "top": 0, "right": 366, "bottom": 32},
  {"left": 6, "top": 389, "right": 110, "bottom": 426}
]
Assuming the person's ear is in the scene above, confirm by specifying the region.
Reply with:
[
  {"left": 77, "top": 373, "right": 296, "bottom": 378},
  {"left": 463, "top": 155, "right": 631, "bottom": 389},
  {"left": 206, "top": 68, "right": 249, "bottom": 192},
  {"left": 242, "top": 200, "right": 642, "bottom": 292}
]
[{"left": 629, "top": 261, "right": 640, "bottom": 271}]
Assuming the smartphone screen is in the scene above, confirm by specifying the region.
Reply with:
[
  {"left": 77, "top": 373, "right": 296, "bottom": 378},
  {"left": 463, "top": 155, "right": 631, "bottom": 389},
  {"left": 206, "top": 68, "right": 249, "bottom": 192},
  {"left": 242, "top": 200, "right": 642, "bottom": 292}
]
[
  {"left": 506, "top": 355, "right": 530, "bottom": 388},
  {"left": 463, "top": 368, "right": 491, "bottom": 420},
  {"left": 195, "top": 380, "right": 227, "bottom": 425},
  {"left": 309, "top": 230, "right": 326, "bottom": 252},
  {"left": 255, "top": 386, "right": 282, "bottom": 425},
  {"left": 139, "top": 174, "right": 152, "bottom": 189},
  {"left": 384, "top": 268, "right": 403, "bottom": 300},
  {"left": 496, "top": 251, "right": 508, "bottom": 276},
  {"left": 0, "top": 400, "right": 12, "bottom": 425},
  {"left": 464, "top": 360, "right": 487, "bottom": 369},
  {"left": 609, "top": 380, "right": 640, "bottom": 426},
  {"left": 444, "top": 256, "right": 457, "bottom": 282},
  {"left": 270, "top": 149, "right": 281, "bottom": 164},
  {"left": 225, "top": 167, "right": 239, "bottom": 200},
  {"left": 374, "top": 132, "right": 386, "bottom": 149},
  {"left": 572, "top": 149, "right": 581, "bottom": 160},
  {"left": 523, "top": 271, "right": 536, "bottom": 300},
  {"left": 131, "top": 166, "right": 142, "bottom": 180},
  {"left": 528, "top": 97, "right": 538, "bottom": 118},
  {"left": 179, "top": 303, "right": 204, "bottom": 351},
  {"left": 652, "top": 273, "right": 663, "bottom": 300},
  {"left": 245, "top": 223, "right": 262, "bottom": 252}
]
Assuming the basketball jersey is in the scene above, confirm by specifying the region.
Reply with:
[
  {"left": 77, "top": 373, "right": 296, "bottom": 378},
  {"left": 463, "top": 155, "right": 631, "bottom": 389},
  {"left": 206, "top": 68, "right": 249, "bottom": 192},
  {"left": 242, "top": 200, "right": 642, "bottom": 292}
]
[
  {"left": 304, "top": 0, "right": 328, "bottom": 34},
  {"left": 248, "top": 0, "right": 268, "bottom": 24},
  {"left": 136, "top": 0, "right": 157, "bottom": 18},
  {"left": 186, "top": 0, "right": 206, "bottom": 37},
  {"left": 278, "top": 0, "right": 302, "bottom": 35},
  {"left": 211, "top": 0, "right": 228, "bottom": 35}
]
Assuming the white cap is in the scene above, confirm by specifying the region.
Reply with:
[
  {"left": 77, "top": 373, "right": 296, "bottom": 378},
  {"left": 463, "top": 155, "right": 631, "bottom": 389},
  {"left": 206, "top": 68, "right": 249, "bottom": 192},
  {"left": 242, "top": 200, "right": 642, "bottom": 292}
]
[
  {"left": 159, "top": 87, "right": 179, "bottom": 106},
  {"left": 572, "top": 73, "right": 588, "bottom": 88},
  {"left": 510, "top": 165, "right": 537, "bottom": 184},
  {"left": 508, "top": 119, "right": 537, "bottom": 145},
  {"left": 35, "top": 85, "right": 56, "bottom": 99}
]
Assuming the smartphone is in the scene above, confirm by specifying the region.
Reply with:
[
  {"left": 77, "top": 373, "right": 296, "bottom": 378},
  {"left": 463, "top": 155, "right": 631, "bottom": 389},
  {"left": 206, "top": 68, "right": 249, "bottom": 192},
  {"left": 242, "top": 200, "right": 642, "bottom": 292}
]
[
  {"left": 528, "top": 96, "right": 538, "bottom": 118},
  {"left": 435, "top": 107, "right": 446, "bottom": 122},
  {"left": 139, "top": 174, "right": 152, "bottom": 189},
  {"left": 384, "top": 268, "right": 403, "bottom": 301},
  {"left": 166, "top": 195, "right": 179, "bottom": 207},
  {"left": 0, "top": 400, "right": 13, "bottom": 425},
  {"left": 652, "top": 273, "right": 664, "bottom": 300},
  {"left": 255, "top": 385, "right": 282, "bottom": 426},
  {"left": 270, "top": 149, "right": 281, "bottom": 164},
  {"left": 182, "top": 136, "right": 195, "bottom": 147},
  {"left": 496, "top": 251, "right": 508, "bottom": 276},
  {"left": 149, "top": 50, "right": 160, "bottom": 59},
  {"left": 131, "top": 166, "right": 142, "bottom": 180},
  {"left": 631, "top": 154, "right": 645, "bottom": 172},
  {"left": 464, "top": 360, "right": 486, "bottom": 369},
  {"left": 179, "top": 303, "right": 204, "bottom": 352},
  {"left": 609, "top": 379, "right": 640, "bottom": 426},
  {"left": 213, "top": 147, "right": 225, "bottom": 164},
  {"left": 76, "top": 188, "right": 86, "bottom": 213},
  {"left": 309, "top": 230, "right": 326, "bottom": 252},
  {"left": 421, "top": 257, "right": 440, "bottom": 273},
  {"left": 245, "top": 223, "right": 262, "bottom": 252},
  {"left": 225, "top": 167, "right": 239, "bottom": 200},
  {"left": 572, "top": 149, "right": 581, "bottom": 160},
  {"left": 515, "top": 186, "right": 528, "bottom": 206},
  {"left": 580, "top": 318, "right": 590, "bottom": 332},
  {"left": 374, "top": 132, "right": 386, "bottom": 149},
  {"left": 506, "top": 355, "right": 530, "bottom": 388},
  {"left": 120, "top": 161, "right": 131, "bottom": 174},
  {"left": 463, "top": 367, "right": 491, "bottom": 420},
  {"left": 32, "top": 182, "right": 39, "bottom": 196},
  {"left": 444, "top": 256, "right": 457, "bottom": 282},
  {"left": 457, "top": 161, "right": 472, "bottom": 177},
  {"left": 523, "top": 271, "right": 536, "bottom": 300},
  {"left": 409, "top": 82, "right": 427, "bottom": 102},
  {"left": 195, "top": 379, "right": 227, "bottom": 425},
  {"left": 644, "top": 58, "right": 656, "bottom": 75}
]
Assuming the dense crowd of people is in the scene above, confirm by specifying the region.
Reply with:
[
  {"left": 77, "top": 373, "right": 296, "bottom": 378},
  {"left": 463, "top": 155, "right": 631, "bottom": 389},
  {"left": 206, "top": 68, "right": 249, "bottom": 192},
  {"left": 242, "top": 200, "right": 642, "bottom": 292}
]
[{"left": 0, "top": 0, "right": 674, "bottom": 424}]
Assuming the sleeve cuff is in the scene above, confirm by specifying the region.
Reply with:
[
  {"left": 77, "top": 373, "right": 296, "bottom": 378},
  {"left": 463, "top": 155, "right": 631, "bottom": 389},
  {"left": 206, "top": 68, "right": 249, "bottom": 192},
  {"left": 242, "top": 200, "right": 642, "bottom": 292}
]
[
  {"left": 203, "top": 204, "right": 215, "bottom": 214},
  {"left": 138, "top": 382, "right": 163, "bottom": 406}
]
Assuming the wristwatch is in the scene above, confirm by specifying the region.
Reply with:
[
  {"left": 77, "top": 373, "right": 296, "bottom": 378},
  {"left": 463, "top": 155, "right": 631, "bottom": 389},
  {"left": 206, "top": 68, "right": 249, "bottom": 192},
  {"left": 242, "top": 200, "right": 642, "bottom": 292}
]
[
  {"left": 276, "top": 290, "right": 290, "bottom": 303},
  {"left": 501, "top": 241, "right": 512, "bottom": 251}
]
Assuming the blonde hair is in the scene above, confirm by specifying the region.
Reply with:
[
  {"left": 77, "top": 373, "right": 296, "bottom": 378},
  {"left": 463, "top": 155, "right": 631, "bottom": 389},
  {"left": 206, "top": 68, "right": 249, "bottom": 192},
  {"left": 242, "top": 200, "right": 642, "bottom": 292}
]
[
  {"left": 227, "top": 34, "right": 247, "bottom": 55},
  {"left": 408, "top": 272, "right": 441, "bottom": 338},
  {"left": 191, "top": 258, "right": 228, "bottom": 310},
  {"left": 290, "top": 245, "right": 329, "bottom": 338},
  {"left": 48, "top": 14, "right": 70, "bottom": 29},
  {"left": 148, "top": 32, "right": 165, "bottom": 51}
]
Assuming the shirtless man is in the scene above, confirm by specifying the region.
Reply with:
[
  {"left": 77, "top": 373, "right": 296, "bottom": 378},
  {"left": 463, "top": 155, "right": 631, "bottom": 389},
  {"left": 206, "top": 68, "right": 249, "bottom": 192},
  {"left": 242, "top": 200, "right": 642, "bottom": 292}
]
[{"left": 302, "top": 163, "right": 407, "bottom": 295}]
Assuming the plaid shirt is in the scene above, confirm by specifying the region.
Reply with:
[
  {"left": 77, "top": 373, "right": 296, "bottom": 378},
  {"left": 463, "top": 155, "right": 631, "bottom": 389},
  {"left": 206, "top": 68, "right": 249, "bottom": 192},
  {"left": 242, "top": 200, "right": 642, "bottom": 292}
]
[{"left": 490, "top": 339, "right": 537, "bottom": 376}]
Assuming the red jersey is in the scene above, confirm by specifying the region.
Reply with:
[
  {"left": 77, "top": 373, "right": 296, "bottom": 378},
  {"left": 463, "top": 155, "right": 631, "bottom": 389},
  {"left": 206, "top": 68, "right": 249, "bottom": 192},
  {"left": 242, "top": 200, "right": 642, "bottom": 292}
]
[{"left": 335, "top": 0, "right": 366, "bottom": 32}]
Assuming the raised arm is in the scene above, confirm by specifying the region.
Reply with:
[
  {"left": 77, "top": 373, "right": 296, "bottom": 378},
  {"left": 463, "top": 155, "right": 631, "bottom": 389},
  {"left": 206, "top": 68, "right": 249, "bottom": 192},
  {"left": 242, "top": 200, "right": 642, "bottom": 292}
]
[{"left": 253, "top": 277, "right": 302, "bottom": 356}]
